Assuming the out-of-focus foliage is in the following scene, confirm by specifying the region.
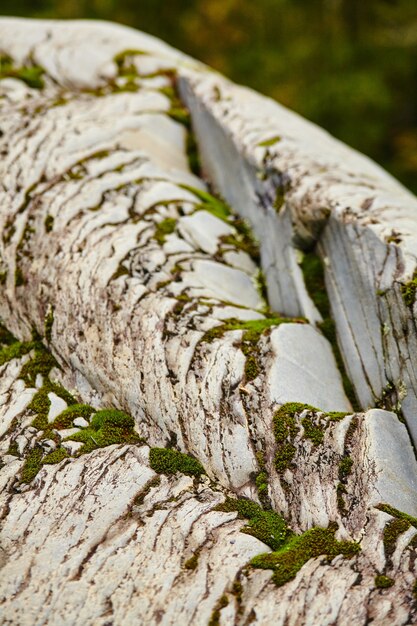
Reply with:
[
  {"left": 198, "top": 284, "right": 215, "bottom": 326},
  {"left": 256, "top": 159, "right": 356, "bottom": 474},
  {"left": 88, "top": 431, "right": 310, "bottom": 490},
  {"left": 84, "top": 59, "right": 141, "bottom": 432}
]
[{"left": 2, "top": 0, "right": 416, "bottom": 193}]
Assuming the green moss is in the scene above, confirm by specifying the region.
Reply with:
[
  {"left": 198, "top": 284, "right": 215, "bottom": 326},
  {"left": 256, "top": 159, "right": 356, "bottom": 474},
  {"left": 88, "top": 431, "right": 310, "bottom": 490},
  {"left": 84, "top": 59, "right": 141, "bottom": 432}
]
[
  {"left": 215, "top": 497, "right": 291, "bottom": 551},
  {"left": 274, "top": 442, "right": 297, "bottom": 474},
  {"left": 273, "top": 403, "right": 305, "bottom": 473},
  {"left": 376, "top": 503, "right": 417, "bottom": 528},
  {"left": 0, "top": 338, "right": 37, "bottom": 367},
  {"left": 375, "top": 380, "right": 403, "bottom": 419},
  {"left": 203, "top": 317, "right": 303, "bottom": 384},
  {"left": 339, "top": 456, "right": 353, "bottom": 480},
  {"left": 208, "top": 595, "right": 229, "bottom": 626},
  {"left": 301, "top": 416, "right": 324, "bottom": 445},
  {"left": 337, "top": 483, "right": 348, "bottom": 514},
  {"left": 44, "top": 215, "right": 54, "bottom": 233},
  {"left": 254, "top": 269, "right": 268, "bottom": 306},
  {"left": 0, "top": 55, "right": 45, "bottom": 88},
  {"left": 42, "top": 447, "right": 68, "bottom": 465},
  {"left": 0, "top": 323, "right": 16, "bottom": 347},
  {"left": 154, "top": 218, "right": 177, "bottom": 245},
  {"left": 52, "top": 404, "right": 96, "bottom": 429},
  {"left": 66, "top": 409, "right": 141, "bottom": 455},
  {"left": 186, "top": 131, "right": 201, "bottom": 176},
  {"left": 274, "top": 186, "right": 286, "bottom": 212},
  {"left": 375, "top": 574, "right": 394, "bottom": 589},
  {"left": 180, "top": 184, "right": 231, "bottom": 222},
  {"left": 400, "top": 271, "right": 417, "bottom": 308},
  {"left": 258, "top": 135, "right": 281, "bottom": 147},
  {"left": 149, "top": 447, "right": 205, "bottom": 477},
  {"left": 14, "top": 267, "right": 25, "bottom": 287},
  {"left": 383, "top": 518, "right": 411, "bottom": 560},
  {"left": 29, "top": 379, "right": 76, "bottom": 431},
  {"left": 184, "top": 552, "right": 200, "bottom": 570},
  {"left": 44, "top": 307, "right": 54, "bottom": 342},
  {"left": 255, "top": 470, "right": 269, "bottom": 498},
  {"left": 132, "top": 476, "right": 161, "bottom": 509},
  {"left": 300, "top": 251, "right": 359, "bottom": 410},
  {"left": 19, "top": 342, "right": 58, "bottom": 386},
  {"left": 7, "top": 441, "right": 19, "bottom": 456},
  {"left": 413, "top": 580, "right": 417, "bottom": 602},
  {"left": 90, "top": 409, "right": 134, "bottom": 430},
  {"left": 251, "top": 523, "right": 360, "bottom": 587},
  {"left": 273, "top": 403, "right": 349, "bottom": 474},
  {"left": 20, "top": 446, "right": 43, "bottom": 483},
  {"left": 110, "top": 265, "right": 129, "bottom": 281},
  {"left": 0, "top": 271, "right": 7, "bottom": 285}
]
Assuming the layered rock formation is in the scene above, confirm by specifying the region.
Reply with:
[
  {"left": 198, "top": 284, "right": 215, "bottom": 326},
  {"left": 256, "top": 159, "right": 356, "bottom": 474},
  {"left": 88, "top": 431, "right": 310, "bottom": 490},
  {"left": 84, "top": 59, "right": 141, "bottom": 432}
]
[{"left": 0, "top": 18, "right": 416, "bottom": 626}]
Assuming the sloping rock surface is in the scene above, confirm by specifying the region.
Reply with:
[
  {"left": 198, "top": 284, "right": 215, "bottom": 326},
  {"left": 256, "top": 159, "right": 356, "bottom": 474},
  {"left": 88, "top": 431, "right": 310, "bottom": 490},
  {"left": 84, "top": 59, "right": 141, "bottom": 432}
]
[{"left": 0, "top": 18, "right": 417, "bottom": 626}]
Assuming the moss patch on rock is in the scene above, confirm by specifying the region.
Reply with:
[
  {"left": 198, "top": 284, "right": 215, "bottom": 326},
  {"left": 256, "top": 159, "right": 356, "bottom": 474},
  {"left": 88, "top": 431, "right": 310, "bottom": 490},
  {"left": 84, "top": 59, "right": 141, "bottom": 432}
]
[
  {"left": 0, "top": 54, "right": 45, "bottom": 89},
  {"left": 215, "top": 497, "right": 291, "bottom": 551},
  {"left": 149, "top": 447, "right": 205, "bottom": 477},
  {"left": 400, "top": 270, "right": 417, "bottom": 308},
  {"left": 65, "top": 409, "right": 142, "bottom": 455},
  {"left": 251, "top": 522, "right": 360, "bottom": 587}
]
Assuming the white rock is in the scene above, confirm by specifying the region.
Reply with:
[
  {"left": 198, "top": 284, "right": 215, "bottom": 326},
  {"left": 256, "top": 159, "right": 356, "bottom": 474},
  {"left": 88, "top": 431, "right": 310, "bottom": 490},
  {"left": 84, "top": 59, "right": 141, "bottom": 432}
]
[
  {"left": 73, "top": 417, "right": 89, "bottom": 428},
  {"left": 47, "top": 394, "right": 68, "bottom": 423}
]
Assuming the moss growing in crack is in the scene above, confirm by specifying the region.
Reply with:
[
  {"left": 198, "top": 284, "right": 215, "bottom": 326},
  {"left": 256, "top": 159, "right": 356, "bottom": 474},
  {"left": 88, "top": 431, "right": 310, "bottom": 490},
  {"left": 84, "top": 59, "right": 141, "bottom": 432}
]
[
  {"left": 154, "top": 218, "right": 177, "bottom": 245},
  {"left": 401, "top": 271, "right": 417, "bottom": 308},
  {"left": 382, "top": 518, "right": 411, "bottom": 561},
  {"left": 186, "top": 131, "right": 201, "bottom": 176},
  {"left": 300, "top": 251, "right": 359, "bottom": 410},
  {"left": 20, "top": 446, "right": 43, "bottom": 483},
  {"left": 149, "top": 447, "right": 205, "bottom": 478},
  {"left": 338, "top": 456, "right": 353, "bottom": 480},
  {"left": 375, "top": 380, "right": 404, "bottom": 420},
  {"left": 251, "top": 522, "right": 360, "bottom": 587},
  {"left": 44, "top": 215, "right": 54, "bottom": 233},
  {"left": 208, "top": 595, "right": 229, "bottom": 626},
  {"left": 184, "top": 551, "right": 200, "bottom": 570},
  {"left": 273, "top": 403, "right": 306, "bottom": 473},
  {"left": 301, "top": 415, "right": 324, "bottom": 445},
  {"left": 215, "top": 497, "right": 291, "bottom": 551},
  {"left": 273, "top": 403, "right": 349, "bottom": 474},
  {"left": 42, "top": 447, "right": 68, "bottom": 465},
  {"left": 375, "top": 574, "right": 394, "bottom": 589},
  {"left": 14, "top": 267, "right": 25, "bottom": 287},
  {"left": 51, "top": 404, "right": 96, "bottom": 429},
  {"left": 255, "top": 450, "right": 270, "bottom": 507},
  {"left": 7, "top": 441, "right": 19, "bottom": 457},
  {"left": 110, "top": 265, "right": 129, "bottom": 282},
  {"left": 131, "top": 476, "right": 161, "bottom": 510},
  {"left": 203, "top": 317, "right": 303, "bottom": 383},
  {"left": 66, "top": 409, "right": 141, "bottom": 455},
  {"left": 274, "top": 186, "right": 286, "bottom": 212},
  {"left": 0, "top": 55, "right": 45, "bottom": 89},
  {"left": 412, "top": 580, "right": 417, "bottom": 602},
  {"left": 44, "top": 306, "right": 54, "bottom": 343}
]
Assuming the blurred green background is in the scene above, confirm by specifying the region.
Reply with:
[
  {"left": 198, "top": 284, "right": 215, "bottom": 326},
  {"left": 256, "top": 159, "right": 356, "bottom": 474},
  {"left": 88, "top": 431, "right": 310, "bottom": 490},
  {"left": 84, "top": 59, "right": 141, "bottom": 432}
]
[{"left": 2, "top": 0, "right": 417, "bottom": 193}]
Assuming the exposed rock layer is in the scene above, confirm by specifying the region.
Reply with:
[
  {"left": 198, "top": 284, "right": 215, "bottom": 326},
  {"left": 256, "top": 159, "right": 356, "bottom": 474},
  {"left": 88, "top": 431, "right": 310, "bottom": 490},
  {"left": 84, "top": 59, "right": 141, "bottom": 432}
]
[{"left": 0, "top": 18, "right": 416, "bottom": 626}]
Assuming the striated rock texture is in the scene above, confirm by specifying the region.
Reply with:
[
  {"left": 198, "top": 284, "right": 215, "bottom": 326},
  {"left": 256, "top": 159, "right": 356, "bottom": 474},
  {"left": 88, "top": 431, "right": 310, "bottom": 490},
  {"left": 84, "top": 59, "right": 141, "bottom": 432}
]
[{"left": 0, "top": 17, "right": 417, "bottom": 626}]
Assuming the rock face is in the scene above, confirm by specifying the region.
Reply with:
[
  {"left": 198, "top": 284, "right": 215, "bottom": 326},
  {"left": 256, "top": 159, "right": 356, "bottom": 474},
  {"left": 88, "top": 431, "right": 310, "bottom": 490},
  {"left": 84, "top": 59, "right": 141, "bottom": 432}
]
[{"left": 0, "top": 17, "right": 416, "bottom": 626}]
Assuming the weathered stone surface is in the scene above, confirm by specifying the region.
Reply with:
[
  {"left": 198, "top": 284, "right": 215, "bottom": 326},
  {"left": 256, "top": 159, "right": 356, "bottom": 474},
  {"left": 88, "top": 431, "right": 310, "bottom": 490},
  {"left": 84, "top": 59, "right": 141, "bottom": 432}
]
[{"left": 0, "top": 17, "right": 416, "bottom": 626}]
